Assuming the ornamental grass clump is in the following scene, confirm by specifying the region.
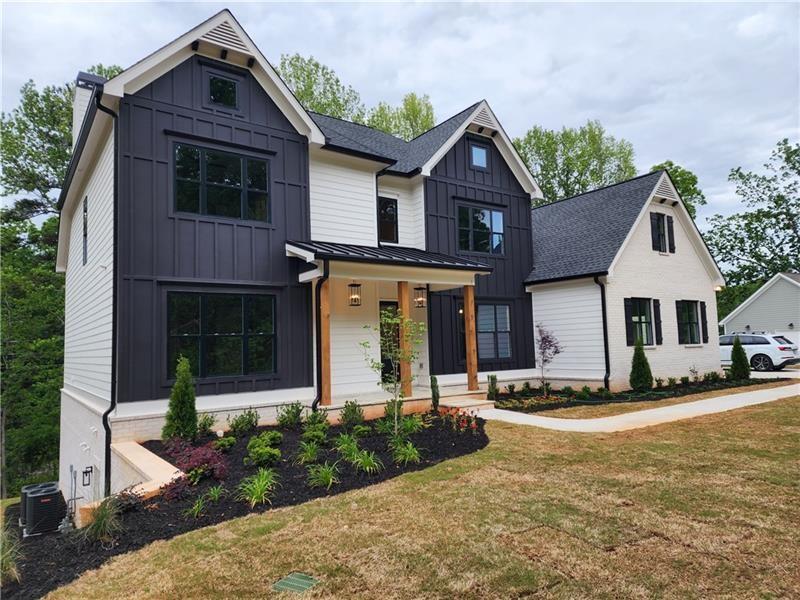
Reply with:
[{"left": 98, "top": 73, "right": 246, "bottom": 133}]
[
  {"left": 306, "top": 462, "right": 340, "bottom": 490},
  {"left": 82, "top": 495, "right": 123, "bottom": 545},
  {"left": 237, "top": 468, "right": 279, "bottom": 507},
  {"left": 162, "top": 356, "right": 197, "bottom": 440},
  {"left": 294, "top": 440, "right": 321, "bottom": 465},
  {"left": 629, "top": 338, "right": 653, "bottom": 391},
  {"left": 1, "top": 525, "right": 21, "bottom": 585},
  {"left": 392, "top": 440, "right": 421, "bottom": 466},
  {"left": 730, "top": 336, "right": 751, "bottom": 380}
]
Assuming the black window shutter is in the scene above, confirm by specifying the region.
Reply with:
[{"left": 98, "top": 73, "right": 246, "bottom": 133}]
[
  {"left": 650, "top": 213, "right": 660, "bottom": 251},
  {"left": 667, "top": 216, "right": 675, "bottom": 253},
  {"left": 700, "top": 301, "right": 708, "bottom": 343},
  {"left": 676, "top": 300, "right": 686, "bottom": 344},
  {"left": 653, "top": 299, "right": 663, "bottom": 345},
  {"left": 624, "top": 298, "right": 634, "bottom": 346}
]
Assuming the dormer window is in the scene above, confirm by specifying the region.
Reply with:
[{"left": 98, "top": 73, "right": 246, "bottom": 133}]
[
  {"left": 470, "top": 142, "right": 489, "bottom": 170},
  {"left": 209, "top": 75, "right": 238, "bottom": 109}
]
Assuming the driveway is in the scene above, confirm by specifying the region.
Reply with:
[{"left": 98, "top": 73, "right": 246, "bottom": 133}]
[{"left": 481, "top": 382, "right": 800, "bottom": 433}]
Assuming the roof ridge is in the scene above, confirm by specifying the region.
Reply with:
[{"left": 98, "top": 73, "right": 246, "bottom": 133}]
[
  {"left": 309, "top": 111, "right": 406, "bottom": 142},
  {"left": 531, "top": 170, "right": 665, "bottom": 211}
]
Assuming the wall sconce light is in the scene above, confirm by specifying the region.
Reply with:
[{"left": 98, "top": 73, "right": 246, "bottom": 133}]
[
  {"left": 745, "top": 324, "right": 751, "bottom": 331},
  {"left": 82, "top": 466, "right": 93, "bottom": 487},
  {"left": 348, "top": 282, "right": 362, "bottom": 307},
  {"left": 414, "top": 286, "right": 427, "bottom": 308},
  {"left": 789, "top": 322, "right": 795, "bottom": 329}
]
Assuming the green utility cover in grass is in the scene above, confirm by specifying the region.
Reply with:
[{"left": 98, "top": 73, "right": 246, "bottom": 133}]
[{"left": 272, "top": 572, "right": 319, "bottom": 593}]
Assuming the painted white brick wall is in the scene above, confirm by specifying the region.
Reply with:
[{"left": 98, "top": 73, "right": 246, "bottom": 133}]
[
  {"left": 605, "top": 200, "right": 721, "bottom": 390},
  {"left": 58, "top": 388, "right": 106, "bottom": 510},
  {"left": 378, "top": 177, "right": 425, "bottom": 249}
]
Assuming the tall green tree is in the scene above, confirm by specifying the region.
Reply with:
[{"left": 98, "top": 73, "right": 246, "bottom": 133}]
[
  {"left": 513, "top": 120, "right": 636, "bottom": 204},
  {"left": 277, "top": 53, "right": 366, "bottom": 122},
  {"left": 705, "top": 139, "right": 799, "bottom": 287},
  {"left": 650, "top": 160, "right": 706, "bottom": 219},
  {"left": 367, "top": 93, "right": 435, "bottom": 141}
]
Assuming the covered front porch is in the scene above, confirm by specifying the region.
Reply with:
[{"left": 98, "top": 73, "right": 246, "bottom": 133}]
[{"left": 286, "top": 241, "right": 492, "bottom": 407}]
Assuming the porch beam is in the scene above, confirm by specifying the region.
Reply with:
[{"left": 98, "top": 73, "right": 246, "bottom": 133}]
[
  {"left": 397, "top": 281, "right": 413, "bottom": 398},
  {"left": 319, "top": 278, "right": 332, "bottom": 406},
  {"left": 464, "top": 285, "right": 479, "bottom": 390}
]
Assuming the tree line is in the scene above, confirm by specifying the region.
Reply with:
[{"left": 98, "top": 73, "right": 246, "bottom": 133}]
[{"left": 1, "top": 55, "right": 797, "bottom": 496}]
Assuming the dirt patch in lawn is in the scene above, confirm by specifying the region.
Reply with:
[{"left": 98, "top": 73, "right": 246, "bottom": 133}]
[{"left": 3, "top": 414, "right": 487, "bottom": 600}]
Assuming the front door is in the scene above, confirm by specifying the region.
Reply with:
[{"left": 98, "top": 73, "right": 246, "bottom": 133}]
[{"left": 379, "top": 301, "right": 399, "bottom": 381}]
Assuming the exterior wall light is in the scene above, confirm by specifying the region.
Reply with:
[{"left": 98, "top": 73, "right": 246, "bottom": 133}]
[
  {"left": 414, "top": 286, "right": 427, "bottom": 308},
  {"left": 789, "top": 322, "right": 795, "bottom": 329},
  {"left": 348, "top": 282, "right": 362, "bottom": 307}
]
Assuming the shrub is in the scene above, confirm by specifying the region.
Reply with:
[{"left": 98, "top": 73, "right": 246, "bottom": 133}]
[
  {"left": 730, "top": 336, "right": 751, "bottom": 380},
  {"left": 340, "top": 400, "right": 365, "bottom": 430},
  {"left": 260, "top": 431, "right": 284, "bottom": 447},
  {"left": 169, "top": 441, "right": 227, "bottom": 482},
  {"left": 212, "top": 436, "right": 236, "bottom": 453},
  {"left": 244, "top": 434, "right": 282, "bottom": 467},
  {"left": 597, "top": 387, "right": 613, "bottom": 400},
  {"left": 276, "top": 402, "right": 304, "bottom": 430},
  {"left": 576, "top": 386, "right": 591, "bottom": 401},
  {"left": 116, "top": 487, "right": 143, "bottom": 513},
  {"left": 162, "top": 477, "right": 191, "bottom": 501},
  {"left": 430, "top": 375, "right": 440, "bottom": 412},
  {"left": 655, "top": 377, "right": 664, "bottom": 389},
  {"left": 205, "top": 485, "right": 225, "bottom": 503},
  {"left": 374, "top": 417, "right": 395, "bottom": 435},
  {"left": 703, "top": 371, "right": 721, "bottom": 383},
  {"left": 82, "top": 495, "right": 123, "bottom": 544},
  {"left": 400, "top": 414, "right": 425, "bottom": 437},
  {"left": 300, "top": 427, "right": 327, "bottom": 446},
  {"left": 487, "top": 374, "right": 499, "bottom": 400},
  {"left": 227, "top": 408, "right": 259, "bottom": 438},
  {"left": 561, "top": 385, "right": 575, "bottom": 398},
  {"left": 294, "top": 440, "right": 321, "bottom": 465},
  {"left": 183, "top": 496, "right": 206, "bottom": 519},
  {"left": 680, "top": 376, "right": 691, "bottom": 386},
  {"left": 305, "top": 409, "right": 329, "bottom": 429},
  {"left": 196, "top": 413, "right": 215, "bottom": 437},
  {"left": 505, "top": 383, "right": 516, "bottom": 395},
  {"left": 351, "top": 424, "right": 372, "bottom": 438},
  {"left": 237, "top": 468, "right": 279, "bottom": 507},
  {"left": 521, "top": 381, "right": 533, "bottom": 396},
  {"left": 1, "top": 525, "right": 21, "bottom": 585},
  {"left": 629, "top": 338, "right": 653, "bottom": 391},
  {"left": 667, "top": 377, "right": 677, "bottom": 388},
  {"left": 307, "top": 462, "right": 340, "bottom": 490},
  {"left": 162, "top": 356, "right": 197, "bottom": 440},
  {"left": 445, "top": 410, "right": 480, "bottom": 434},
  {"left": 351, "top": 450, "right": 384, "bottom": 475},
  {"left": 392, "top": 441, "right": 421, "bottom": 466},
  {"left": 384, "top": 398, "right": 403, "bottom": 424}
]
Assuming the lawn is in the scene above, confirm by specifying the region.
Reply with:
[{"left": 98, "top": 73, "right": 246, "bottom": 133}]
[{"left": 49, "top": 397, "right": 799, "bottom": 599}]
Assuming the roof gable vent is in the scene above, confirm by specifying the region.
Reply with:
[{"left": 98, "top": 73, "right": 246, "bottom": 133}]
[
  {"left": 200, "top": 20, "right": 250, "bottom": 54},
  {"left": 471, "top": 106, "right": 499, "bottom": 130},
  {"left": 655, "top": 176, "right": 677, "bottom": 200}
]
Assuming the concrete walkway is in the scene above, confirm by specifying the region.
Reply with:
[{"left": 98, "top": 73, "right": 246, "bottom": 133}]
[{"left": 481, "top": 382, "right": 800, "bottom": 433}]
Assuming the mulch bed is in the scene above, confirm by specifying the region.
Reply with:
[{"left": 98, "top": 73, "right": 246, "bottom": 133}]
[
  {"left": 4, "top": 414, "right": 488, "bottom": 600},
  {"left": 494, "top": 378, "right": 788, "bottom": 414}
]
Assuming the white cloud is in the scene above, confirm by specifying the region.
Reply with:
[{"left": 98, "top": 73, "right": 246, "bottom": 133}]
[{"left": 736, "top": 12, "right": 777, "bottom": 38}]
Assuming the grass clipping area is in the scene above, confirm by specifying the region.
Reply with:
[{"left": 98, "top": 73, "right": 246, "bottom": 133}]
[{"left": 51, "top": 398, "right": 800, "bottom": 599}]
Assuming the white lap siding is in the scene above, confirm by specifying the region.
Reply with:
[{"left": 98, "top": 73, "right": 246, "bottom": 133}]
[
  {"left": 530, "top": 279, "right": 606, "bottom": 382},
  {"left": 377, "top": 177, "right": 425, "bottom": 249},
  {"left": 605, "top": 201, "right": 720, "bottom": 390}
]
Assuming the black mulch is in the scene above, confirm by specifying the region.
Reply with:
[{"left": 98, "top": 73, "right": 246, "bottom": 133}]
[
  {"left": 494, "top": 378, "right": 788, "bottom": 414},
  {"left": 4, "top": 415, "right": 488, "bottom": 600}
]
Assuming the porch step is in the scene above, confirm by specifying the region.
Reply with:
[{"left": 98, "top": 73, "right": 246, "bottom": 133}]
[{"left": 440, "top": 394, "right": 494, "bottom": 412}]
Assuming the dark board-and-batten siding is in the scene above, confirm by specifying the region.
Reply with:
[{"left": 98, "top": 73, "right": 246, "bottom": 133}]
[
  {"left": 117, "top": 55, "right": 312, "bottom": 403},
  {"left": 426, "top": 133, "right": 535, "bottom": 375}
]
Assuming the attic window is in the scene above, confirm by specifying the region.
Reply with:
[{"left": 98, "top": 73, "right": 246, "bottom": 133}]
[
  {"left": 209, "top": 75, "right": 237, "bottom": 109},
  {"left": 469, "top": 143, "right": 489, "bottom": 170}
]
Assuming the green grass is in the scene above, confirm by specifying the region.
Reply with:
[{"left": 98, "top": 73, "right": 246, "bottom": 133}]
[{"left": 51, "top": 397, "right": 800, "bottom": 599}]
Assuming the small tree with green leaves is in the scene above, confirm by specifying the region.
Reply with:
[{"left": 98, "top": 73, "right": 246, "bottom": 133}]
[
  {"left": 162, "top": 356, "right": 197, "bottom": 440},
  {"left": 729, "top": 336, "right": 751, "bottom": 380},
  {"left": 629, "top": 338, "right": 653, "bottom": 392},
  {"left": 361, "top": 307, "right": 426, "bottom": 437}
]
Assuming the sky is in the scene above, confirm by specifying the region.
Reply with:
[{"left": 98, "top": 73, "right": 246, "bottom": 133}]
[{"left": 2, "top": 1, "right": 798, "bottom": 228}]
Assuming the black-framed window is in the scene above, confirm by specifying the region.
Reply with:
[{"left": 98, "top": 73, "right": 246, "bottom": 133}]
[
  {"left": 458, "top": 206, "right": 504, "bottom": 254},
  {"left": 174, "top": 143, "right": 269, "bottom": 221},
  {"left": 457, "top": 302, "right": 511, "bottom": 360},
  {"left": 630, "top": 298, "right": 653, "bottom": 345},
  {"left": 676, "top": 300, "right": 700, "bottom": 344},
  {"left": 469, "top": 142, "right": 489, "bottom": 170},
  {"left": 167, "top": 292, "right": 276, "bottom": 378},
  {"left": 82, "top": 196, "right": 88, "bottom": 265},
  {"left": 650, "top": 212, "right": 675, "bottom": 253},
  {"left": 209, "top": 75, "right": 238, "bottom": 109},
  {"left": 378, "top": 196, "right": 398, "bottom": 243}
]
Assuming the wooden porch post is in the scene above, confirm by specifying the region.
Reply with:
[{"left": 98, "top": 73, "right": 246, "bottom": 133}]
[
  {"left": 397, "top": 281, "right": 413, "bottom": 398},
  {"left": 464, "top": 285, "right": 479, "bottom": 391},
  {"left": 319, "top": 278, "right": 331, "bottom": 406}
]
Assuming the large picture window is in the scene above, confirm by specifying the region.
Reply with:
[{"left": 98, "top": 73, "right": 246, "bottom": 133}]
[
  {"left": 458, "top": 206, "right": 504, "bottom": 254},
  {"left": 378, "top": 196, "right": 398, "bottom": 243},
  {"left": 676, "top": 300, "right": 700, "bottom": 345},
  {"left": 174, "top": 143, "right": 269, "bottom": 222},
  {"left": 167, "top": 292, "right": 276, "bottom": 378}
]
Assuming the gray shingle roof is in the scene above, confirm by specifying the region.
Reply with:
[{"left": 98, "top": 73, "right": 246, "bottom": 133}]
[
  {"left": 783, "top": 272, "right": 800, "bottom": 284},
  {"left": 309, "top": 102, "right": 481, "bottom": 176},
  {"left": 526, "top": 171, "right": 664, "bottom": 284},
  {"left": 286, "top": 240, "right": 492, "bottom": 271}
]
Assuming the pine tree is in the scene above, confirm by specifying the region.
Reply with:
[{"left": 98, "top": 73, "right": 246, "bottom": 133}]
[
  {"left": 162, "top": 356, "right": 197, "bottom": 440},
  {"left": 629, "top": 338, "right": 653, "bottom": 391},
  {"left": 729, "top": 336, "right": 751, "bottom": 380}
]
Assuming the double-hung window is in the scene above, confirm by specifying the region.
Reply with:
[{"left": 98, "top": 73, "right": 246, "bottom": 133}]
[
  {"left": 174, "top": 143, "right": 269, "bottom": 222},
  {"left": 630, "top": 298, "right": 653, "bottom": 345},
  {"left": 458, "top": 206, "right": 504, "bottom": 254},
  {"left": 457, "top": 303, "right": 511, "bottom": 360},
  {"left": 676, "top": 300, "right": 700, "bottom": 344},
  {"left": 650, "top": 212, "right": 675, "bottom": 253},
  {"left": 167, "top": 292, "right": 276, "bottom": 378}
]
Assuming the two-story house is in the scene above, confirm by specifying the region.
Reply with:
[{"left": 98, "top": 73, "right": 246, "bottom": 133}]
[{"left": 56, "top": 10, "right": 724, "bottom": 507}]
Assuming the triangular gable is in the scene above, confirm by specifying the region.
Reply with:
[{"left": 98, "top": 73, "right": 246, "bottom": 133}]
[
  {"left": 418, "top": 100, "right": 543, "bottom": 199},
  {"left": 607, "top": 171, "right": 725, "bottom": 287},
  {"left": 719, "top": 273, "right": 800, "bottom": 325},
  {"left": 103, "top": 10, "right": 324, "bottom": 145}
]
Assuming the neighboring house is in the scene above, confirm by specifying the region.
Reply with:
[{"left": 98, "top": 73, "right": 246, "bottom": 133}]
[
  {"left": 720, "top": 273, "right": 800, "bottom": 345},
  {"left": 526, "top": 171, "right": 725, "bottom": 391},
  {"left": 55, "top": 10, "right": 723, "bottom": 507}
]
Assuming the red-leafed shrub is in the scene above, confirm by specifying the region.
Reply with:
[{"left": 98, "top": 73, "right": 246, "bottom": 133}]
[{"left": 164, "top": 438, "right": 227, "bottom": 484}]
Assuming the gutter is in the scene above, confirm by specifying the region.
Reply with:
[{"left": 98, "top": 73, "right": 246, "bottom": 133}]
[
  {"left": 594, "top": 276, "right": 611, "bottom": 390},
  {"left": 93, "top": 89, "right": 120, "bottom": 497},
  {"left": 311, "top": 260, "right": 330, "bottom": 412}
]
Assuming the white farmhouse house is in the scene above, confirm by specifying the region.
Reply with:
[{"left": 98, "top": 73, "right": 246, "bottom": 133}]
[{"left": 720, "top": 273, "right": 800, "bottom": 346}]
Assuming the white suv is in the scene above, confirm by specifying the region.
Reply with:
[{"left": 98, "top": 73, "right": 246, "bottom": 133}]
[{"left": 720, "top": 333, "right": 800, "bottom": 372}]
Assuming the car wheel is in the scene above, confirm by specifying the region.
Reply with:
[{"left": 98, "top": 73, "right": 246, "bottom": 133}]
[{"left": 750, "top": 354, "right": 774, "bottom": 372}]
